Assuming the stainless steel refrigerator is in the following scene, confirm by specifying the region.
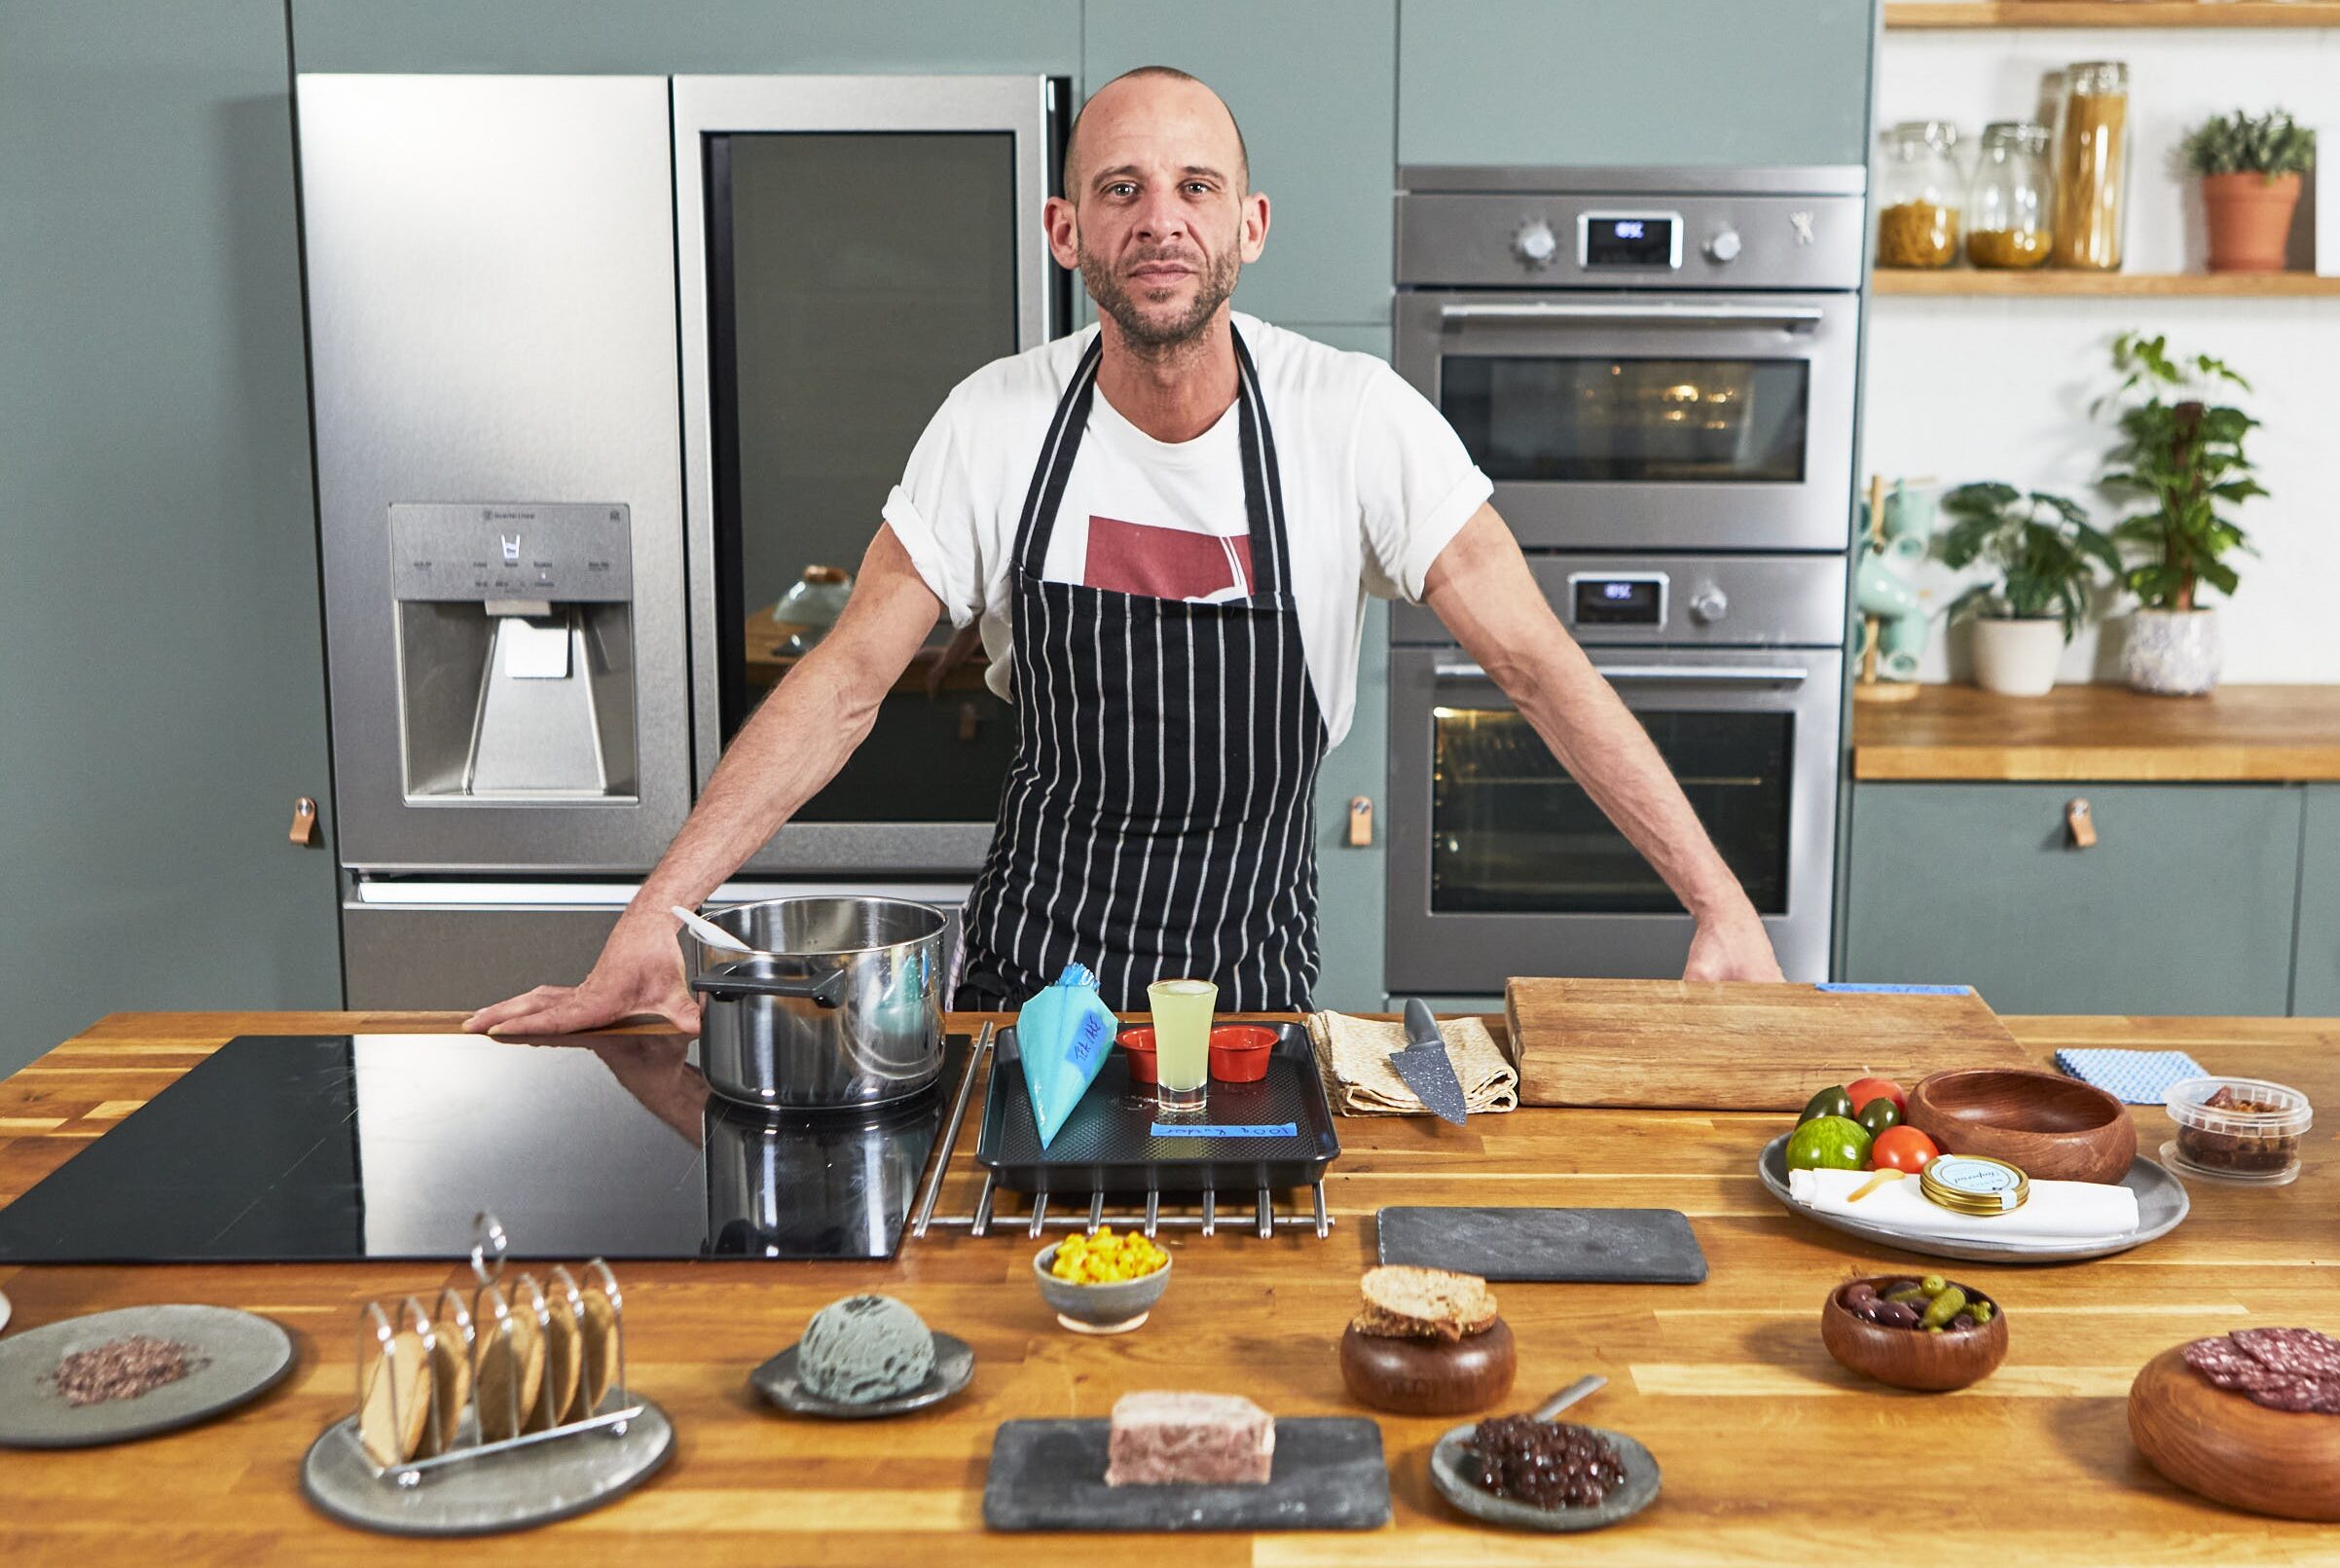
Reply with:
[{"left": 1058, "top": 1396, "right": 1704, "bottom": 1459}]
[{"left": 296, "top": 73, "right": 1068, "bottom": 1006}]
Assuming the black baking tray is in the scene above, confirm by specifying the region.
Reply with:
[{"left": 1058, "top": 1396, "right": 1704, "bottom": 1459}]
[{"left": 974, "top": 1022, "right": 1340, "bottom": 1193}]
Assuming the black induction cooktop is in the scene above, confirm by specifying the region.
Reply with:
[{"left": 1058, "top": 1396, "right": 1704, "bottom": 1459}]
[{"left": 0, "top": 1033, "right": 970, "bottom": 1263}]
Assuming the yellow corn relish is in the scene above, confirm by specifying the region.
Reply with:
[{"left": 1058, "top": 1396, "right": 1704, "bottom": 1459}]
[{"left": 1049, "top": 1226, "right": 1168, "bottom": 1284}]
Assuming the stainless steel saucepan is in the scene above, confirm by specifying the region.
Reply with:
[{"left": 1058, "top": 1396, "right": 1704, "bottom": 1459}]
[{"left": 682, "top": 896, "right": 946, "bottom": 1110}]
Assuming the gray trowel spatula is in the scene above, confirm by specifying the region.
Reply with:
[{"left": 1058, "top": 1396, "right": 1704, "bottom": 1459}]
[{"left": 1393, "top": 999, "right": 1471, "bottom": 1126}]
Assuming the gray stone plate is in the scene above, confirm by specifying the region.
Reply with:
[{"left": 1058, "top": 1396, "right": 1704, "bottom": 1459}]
[
  {"left": 301, "top": 1401, "right": 674, "bottom": 1537},
  {"left": 984, "top": 1416, "right": 1390, "bottom": 1531},
  {"left": 1758, "top": 1135, "right": 2190, "bottom": 1262},
  {"left": 1430, "top": 1421, "right": 1661, "bottom": 1532},
  {"left": 750, "top": 1331, "right": 974, "bottom": 1418},
  {"left": 0, "top": 1303, "right": 293, "bottom": 1448}
]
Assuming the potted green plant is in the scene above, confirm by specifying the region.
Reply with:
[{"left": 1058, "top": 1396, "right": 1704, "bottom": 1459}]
[
  {"left": 1935, "top": 482, "right": 2119, "bottom": 697},
  {"left": 2098, "top": 332, "right": 2264, "bottom": 696},
  {"left": 2182, "top": 109, "right": 2315, "bottom": 273}
]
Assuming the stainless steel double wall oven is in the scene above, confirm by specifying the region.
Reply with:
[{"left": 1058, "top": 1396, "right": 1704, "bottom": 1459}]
[
  {"left": 299, "top": 75, "right": 1068, "bottom": 1005},
  {"left": 1388, "top": 166, "right": 1866, "bottom": 996}
]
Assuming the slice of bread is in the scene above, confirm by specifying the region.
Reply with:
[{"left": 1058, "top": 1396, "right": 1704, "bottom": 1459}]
[{"left": 1352, "top": 1265, "right": 1499, "bottom": 1341}]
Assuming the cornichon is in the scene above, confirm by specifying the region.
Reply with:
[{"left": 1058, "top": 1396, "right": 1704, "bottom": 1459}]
[
  {"left": 1883, "top": 1286, "right": 1928, "bottom": 1304},
  {"left": 1920, "top": 1286, "right": 1969, "bottom": 1330}
]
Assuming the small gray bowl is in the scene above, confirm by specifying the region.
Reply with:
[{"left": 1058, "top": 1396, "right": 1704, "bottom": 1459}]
[{"left": 1032, "top": 1241, "right": 1172, "bottom": 1334}]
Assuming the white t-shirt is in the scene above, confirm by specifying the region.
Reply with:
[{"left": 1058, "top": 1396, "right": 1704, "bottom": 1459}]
[{"left": 881, "top": 313, "right": 1491, "bottom": 746}]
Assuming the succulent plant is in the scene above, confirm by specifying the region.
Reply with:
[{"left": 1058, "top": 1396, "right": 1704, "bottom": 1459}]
[{"left": 2183, "top": 109, "right": 2316, "bottom": 178}]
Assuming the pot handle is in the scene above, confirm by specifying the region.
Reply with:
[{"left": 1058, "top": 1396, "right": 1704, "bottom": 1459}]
[{"left": 690, "top": 968, "right": 849, "bottom": 1008}]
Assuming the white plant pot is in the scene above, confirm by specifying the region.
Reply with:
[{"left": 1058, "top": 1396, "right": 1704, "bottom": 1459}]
[
  {"left": 2123, "top": 607, "right": 2222, "bottom": 696},
  {"left": 1970, "top": 617, "right": 2066, "bottom": 697}
]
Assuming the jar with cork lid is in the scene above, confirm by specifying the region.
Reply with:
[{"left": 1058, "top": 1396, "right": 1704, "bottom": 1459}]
[
  {"left": 1878, "top": 122, "right": 1964, "bottom": 269},
  {"left": 1967, "top": 122, "right": 2054, "bottom": 269}
]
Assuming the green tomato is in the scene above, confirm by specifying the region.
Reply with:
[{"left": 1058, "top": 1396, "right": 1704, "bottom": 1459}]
[
  {"left": 1799, "top": 1085, "right": 1854, "bottom": 1125},
  {"left": 1856, "top": 1098, "right": 1902, "bottom": 1138},
  {"left": 1785, "top": 1114, "right": 1874, "bottom": 1173}
]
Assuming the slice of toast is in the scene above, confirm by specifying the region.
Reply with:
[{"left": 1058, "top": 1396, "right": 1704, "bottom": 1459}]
[{"left": 1352, "top": 1265, "right": 1499, "bottom": 1341}]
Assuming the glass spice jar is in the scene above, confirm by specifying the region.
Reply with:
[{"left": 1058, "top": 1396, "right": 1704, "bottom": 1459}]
[
  {"left": 1878, "top": 121, "right": 1964, "bottom": 269},
  {"left": 1966, "top": 122, "right": 2054, "bottom": 269},
  {"left": 2052, "top": 61, "right": 2130, "bottom": 271}
]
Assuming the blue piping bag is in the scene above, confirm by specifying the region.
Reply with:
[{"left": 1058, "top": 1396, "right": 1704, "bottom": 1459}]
[{"left": 1015, "top": 963, "right": 1117, "bottom": 1149}]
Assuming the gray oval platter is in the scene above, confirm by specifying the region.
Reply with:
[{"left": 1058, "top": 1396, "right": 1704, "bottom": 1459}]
[
  {"left": 301, "top": 1402, "right": 675, "bottom": 1536},
  {"left": 750, "top": 1331, "right": 974, "bottom": 1418},
  {"left": 0, "top": 1303, "right": 293, "bottom": 1448},
  {"left": 1758, "top": 1134, "right": 2190, "bottom": 1262},
  {"left": 1430, "top": 1421, "right": 1662, "bottom": 1532}
]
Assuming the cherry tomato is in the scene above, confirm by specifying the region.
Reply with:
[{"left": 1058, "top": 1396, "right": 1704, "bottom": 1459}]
[
  {"left": 1846, "top": 1076, "right": 1906, "bottom": 1116},
  {"left": 1869, "top": 1125, "right": 1940, "bottom": 1173}
]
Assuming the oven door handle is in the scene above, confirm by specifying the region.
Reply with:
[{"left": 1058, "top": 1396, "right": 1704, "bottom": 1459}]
[
  {"left": 1434, "top": 660, "right": 1810, "bottom": 685},
  {"left": 1437, "top": 301, "right": 1827, "bottom": 332}
]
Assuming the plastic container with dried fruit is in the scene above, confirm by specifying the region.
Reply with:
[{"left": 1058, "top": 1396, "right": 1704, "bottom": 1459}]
[{"left": 2164, "top": 1076, "right": 2311, "bottom": 1185}]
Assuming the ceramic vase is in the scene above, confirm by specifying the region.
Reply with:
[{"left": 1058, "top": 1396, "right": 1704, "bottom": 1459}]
[
  {"left": 2124, "top": 607, "right": 2222, "bottom": 696},
  {"left": 2202, "top": 172, "right": 2302, "bottom": 273},
  {"left": 1970, "top": 617, "right": 2066, "bottom": 697}
]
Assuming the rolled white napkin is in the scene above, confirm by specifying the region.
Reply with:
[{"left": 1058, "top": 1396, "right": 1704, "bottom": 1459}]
[{"left": 1787, "top": 1166, "right": 2139, "bottom": 1244}]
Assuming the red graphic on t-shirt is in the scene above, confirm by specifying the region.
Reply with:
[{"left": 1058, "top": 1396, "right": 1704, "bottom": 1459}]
[{"left": 1083, "top": 515, "right": 1253, "bottom": 602}]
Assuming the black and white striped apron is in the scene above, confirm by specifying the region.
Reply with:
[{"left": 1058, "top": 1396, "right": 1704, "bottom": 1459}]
[{"left": 955, "top": 327, "right": 1329, "bottom": 1014}]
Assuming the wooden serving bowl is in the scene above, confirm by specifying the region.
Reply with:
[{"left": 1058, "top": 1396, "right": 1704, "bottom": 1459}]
[
  {"left": 2131, "top": 1345, "right": 2340, "bottom": 1520},
  {"left": 1820, "top": 1278, "right": 2007, "bottom": 1392},
  {"left": 1904, "top": 1068, "right": 2137, "bottom": 1185},
  {"left": 1339, "top": 1320, "right": 1516, "bottom": 1415}
]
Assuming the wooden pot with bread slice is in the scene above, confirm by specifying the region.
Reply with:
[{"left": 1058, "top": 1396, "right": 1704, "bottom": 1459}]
[{"left": 1341, "top": 1265, "right": 1517, "bottom": 1416}]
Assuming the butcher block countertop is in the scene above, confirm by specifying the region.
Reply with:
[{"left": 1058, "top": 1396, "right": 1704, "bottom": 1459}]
[
  {"left": 1852, "top": 682, "right": 2340, "bottom": 782},
  {"left": 4, "top": 1009, "right": 2339, "bottom": 1566}
]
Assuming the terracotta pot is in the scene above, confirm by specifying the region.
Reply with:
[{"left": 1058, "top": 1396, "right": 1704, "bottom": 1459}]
[
  {"left": 2202, "top": 171, "right": 2301, "bottom": 273},
  {"left": 1970, "top": 617, "right": 2065, "bottom": 697}
]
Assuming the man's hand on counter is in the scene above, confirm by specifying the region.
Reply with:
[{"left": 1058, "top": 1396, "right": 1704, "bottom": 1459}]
[
  {"left": 1682, "top": 903, "right": 1786, "bottom": 983},
  {"left": 461, "top": 920, "right": 702, "bottom": 1037}
]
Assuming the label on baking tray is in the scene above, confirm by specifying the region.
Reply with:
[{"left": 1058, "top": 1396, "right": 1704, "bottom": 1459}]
[
  {"left": 1814, "top": 982, "right": 1972, "bottom": 995},
  {"left": 1149, "top": 1122, "right": 1298, "bottom": 1139}
]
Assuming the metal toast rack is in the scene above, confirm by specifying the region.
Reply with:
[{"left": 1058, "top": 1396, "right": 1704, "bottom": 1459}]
[{"left": 349, "top": 1213, "right": 640, "bottom": 1486}]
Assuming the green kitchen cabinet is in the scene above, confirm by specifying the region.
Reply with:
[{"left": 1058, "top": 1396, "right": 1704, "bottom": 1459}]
[
  {"left": 0, "top": 1, "right": 344, "bottom": 1076},
  {"left": 1085, "top": 0, "right": 1396, "bottom": 327},
  {"left": 2296, "top": 785, "right": 2340, "bottom": 1016},
  {"left": 1397, "top": 0, "right": 1879, "bottom": 169},
  {"left": 1845, "top": 783, "right": 2303, "bottom": 1017}
]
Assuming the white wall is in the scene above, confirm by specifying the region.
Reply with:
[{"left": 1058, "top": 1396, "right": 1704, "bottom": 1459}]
[{"left": 1864, "top": 24, "right": 2340, "bottom": 683}]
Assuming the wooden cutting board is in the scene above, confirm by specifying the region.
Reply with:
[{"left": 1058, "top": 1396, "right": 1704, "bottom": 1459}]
[{"left": 1500, "top": 978, "right": 2031, "bottom": 1111}]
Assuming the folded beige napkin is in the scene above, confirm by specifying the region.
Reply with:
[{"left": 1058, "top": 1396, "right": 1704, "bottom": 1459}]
[{"left": 1305, "top": 1010, "right": 1517, "bottom": 1116}]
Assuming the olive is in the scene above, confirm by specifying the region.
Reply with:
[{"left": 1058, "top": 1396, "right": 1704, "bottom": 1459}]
[
  {"left": 1950, "top": 1314, "right": 1977, "bottom": 1331},
  {"left": 1857, "top": 1099, "right": 1902, "bottom": 1138},
  {"left": 1971, "top": 1300, "right": 1995, "bottom": 1325},
  {"left": 1801, "top": 1086, "right": 1855, "bottom": 1126},
  {"left": 1845, "top": 1281, "right": 1879, "bottom": 1306},
  {"left": 1920, "top": 1274, "right": 1948, "bottom": 1295},
  {"left": 1875, "top": 1300, "right": 1921, "bottom": 1329}
]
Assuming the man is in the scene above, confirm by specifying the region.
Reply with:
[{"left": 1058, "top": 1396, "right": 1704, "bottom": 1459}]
[{"left": 466, "top": 66, "right": 1780, "bottom": 1038}]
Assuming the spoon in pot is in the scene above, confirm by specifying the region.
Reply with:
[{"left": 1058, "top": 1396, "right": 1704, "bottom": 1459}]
[{"left": 670, "top": 904, "right": 754, "bottom": 955}]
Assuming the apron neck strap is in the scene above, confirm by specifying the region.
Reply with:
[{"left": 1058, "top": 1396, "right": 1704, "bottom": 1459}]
[{"left": 1013, "top": 324, "right": 1292, "bottom": 601}]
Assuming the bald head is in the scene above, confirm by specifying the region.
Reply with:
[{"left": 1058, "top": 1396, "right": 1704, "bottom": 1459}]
[{"left": 1063, "top": 66, "right": 1249, "bottom": 198}]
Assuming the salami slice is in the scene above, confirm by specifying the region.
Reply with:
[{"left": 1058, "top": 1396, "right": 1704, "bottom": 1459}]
[
  {"left": 2245, "top": 1377, "right": 2340, "bottom": 1414},
  {"left": 2233, "top": 1327, "right": 2340, "bottom": 1381}
]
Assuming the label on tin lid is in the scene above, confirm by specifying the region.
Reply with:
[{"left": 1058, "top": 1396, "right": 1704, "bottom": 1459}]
[{"left": 1923, "top": 1154, "right": 2029, "bottom": 1213}]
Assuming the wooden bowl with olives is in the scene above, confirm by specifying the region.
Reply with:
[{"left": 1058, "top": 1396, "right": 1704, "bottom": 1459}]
[{"left": 1821, "top": 1275, "right": 2008, "bottom": 1392}]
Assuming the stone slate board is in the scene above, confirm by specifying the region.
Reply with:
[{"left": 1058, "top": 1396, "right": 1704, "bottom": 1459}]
[
  {"left": 983, "top": 1416, "right": 1390, "bottom": 1531},
  {"left": 1376, "top": 1207, "right": 1708, "bottom": 1285}
]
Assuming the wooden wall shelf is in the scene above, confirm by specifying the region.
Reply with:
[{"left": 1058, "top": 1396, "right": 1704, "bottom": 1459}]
[
  {"left": 1886, "top": 2, "right": 2340, "bottom": 28},
  {"left": 1873, "top": 270, "right": 2340, "bottom": 296}
]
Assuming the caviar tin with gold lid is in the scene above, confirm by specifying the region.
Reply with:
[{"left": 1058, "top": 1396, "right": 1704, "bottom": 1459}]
[{"left": 1921, "top": 1154, "right": 2030, "bottom": 1216}]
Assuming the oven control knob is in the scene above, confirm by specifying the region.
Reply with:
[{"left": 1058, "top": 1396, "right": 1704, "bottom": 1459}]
[
  {"left": 1705, "top": 227, "right": 1743, "bottom": 264},
  {"left": 1690, "top": 588, "right": 1730, "bottom": 625},
  {"left": 1514, "top": 220, "right": 1559, "bottom": 268}
]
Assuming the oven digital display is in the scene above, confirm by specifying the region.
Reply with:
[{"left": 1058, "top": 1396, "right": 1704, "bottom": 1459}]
[
  {"left": 1583, "top": 214, "right": 1678, "bottom": 269},
  {"left": 1573, "top": 576, "right": 1664, "bottom": 626}
]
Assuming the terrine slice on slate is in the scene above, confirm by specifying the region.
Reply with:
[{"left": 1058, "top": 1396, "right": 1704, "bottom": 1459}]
[{"left": 1104, "top": 1391, "right": 1275, "bottom": 1486}]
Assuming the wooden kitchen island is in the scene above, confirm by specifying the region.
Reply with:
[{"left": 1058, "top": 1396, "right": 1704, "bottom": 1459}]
[{"left": 2, "top": 1010, "right": 2336, "bottom": 1566}]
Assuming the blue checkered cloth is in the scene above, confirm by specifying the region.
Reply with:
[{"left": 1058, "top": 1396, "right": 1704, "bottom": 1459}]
[{"left": 2053, "top": 1048, "right": 2210, "bottom": 1105}]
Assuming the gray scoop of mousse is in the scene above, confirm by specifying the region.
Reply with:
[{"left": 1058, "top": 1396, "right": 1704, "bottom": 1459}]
[{"left": 797, "top": 1295, "right": 937, "bottom": 1404}]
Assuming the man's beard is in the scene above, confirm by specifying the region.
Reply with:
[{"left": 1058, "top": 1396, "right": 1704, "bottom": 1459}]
[{"left": 1079, "top": 241, "right": 1241, "bottom": 349}]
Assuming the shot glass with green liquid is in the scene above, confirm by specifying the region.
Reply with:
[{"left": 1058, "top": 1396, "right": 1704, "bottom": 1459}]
[{"left": 1146, "top": 977, "right": 1217, "bottom": 1115}]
